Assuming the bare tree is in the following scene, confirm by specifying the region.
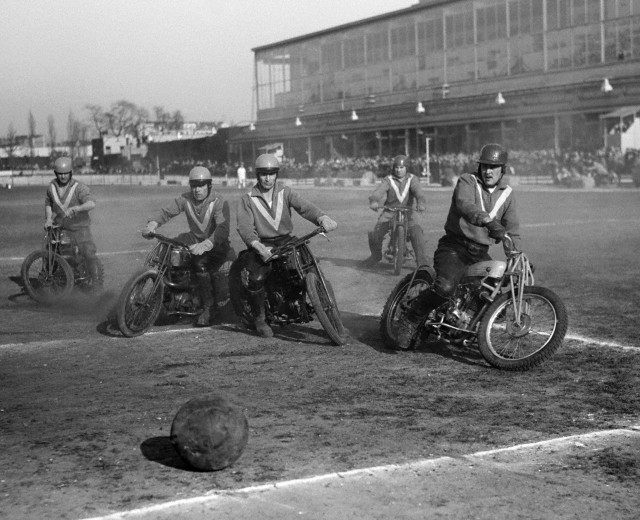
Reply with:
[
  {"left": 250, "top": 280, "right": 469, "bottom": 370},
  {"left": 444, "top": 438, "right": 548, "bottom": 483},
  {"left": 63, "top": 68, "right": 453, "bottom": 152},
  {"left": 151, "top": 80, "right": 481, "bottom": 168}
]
[
  {"left": 47, "top": 115, "right": 57, "bottom": 156},
  {"left": 67, "top": 110, "right": 82, "bottom": 157},
  {"left": 85, "top": 104, "right": 109, "bottom": 136},
  {"left": 153, "top": 106, "right": 184, "bottom": 132},
  {"left": 28, "top": 110, "right": 36, "bottom": 160},
  {"left": 105, "top": 100, "right": 148, "bottom": 138},
  {"left": 6, "top": 123, "right": 19, "bottom": 168}
]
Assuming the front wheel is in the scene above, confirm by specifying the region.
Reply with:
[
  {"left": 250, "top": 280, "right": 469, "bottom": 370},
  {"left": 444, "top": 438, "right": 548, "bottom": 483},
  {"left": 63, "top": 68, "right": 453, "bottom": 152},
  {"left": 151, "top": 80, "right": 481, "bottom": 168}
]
[
  {"left": 306, "top": 271, "right": 346, "bottom": 345},
  {"left": 477, "top": 286, "right": 568, "bottom": 371},
  {"left": 380, "top": 269, "right": 434, "bottom": 349},
  {"left": 116, "top": 268, "right": 164, "bottom": 337},
  {"left": 393, "top": 225, "right": 406, "bottom": 276},
  {"left": 21, "top": 250, "right": 74, "bottom": 303}
]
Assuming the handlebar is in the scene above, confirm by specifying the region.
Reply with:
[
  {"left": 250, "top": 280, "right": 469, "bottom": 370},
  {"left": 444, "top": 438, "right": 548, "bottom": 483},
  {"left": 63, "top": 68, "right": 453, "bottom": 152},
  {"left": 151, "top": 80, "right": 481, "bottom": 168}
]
[
  {"left": 144, "top": 231, "right": 189, "bottom": 249},
  {"left": 266, "top": 227, "right": 327, "bottom": 262},
  {"left": 382, "top": 206, "right": 411, "bottom": 213}
]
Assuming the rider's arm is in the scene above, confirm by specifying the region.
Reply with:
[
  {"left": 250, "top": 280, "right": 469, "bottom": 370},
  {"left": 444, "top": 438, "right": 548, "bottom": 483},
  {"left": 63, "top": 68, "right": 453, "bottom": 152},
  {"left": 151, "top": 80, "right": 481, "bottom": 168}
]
[
  {"left": 287, "top": 188, "right": 324, "bottom": 225},
  {"left": 236, "top": 194, "right": 261, "bottom": 247},
  {"left": 151, "top": 195, "right": 185, "bottom": 226},
  {"left": 410, "top": 176, "right": 427, "bottom": 211},
  {"left": 71, "top": 183, "right": 96, "bottom": 215},
  {"left": 210, "top": 199, "right": 231, "bottom": 247},
  {"left": 500, "top": 195, "right": 521, "bottom": 251},
  {"left": 453, "top": 174, "right": 492, "bottom": 226},
  {"left": 368, "top": 177, "right": 389, "bottom": 207}
]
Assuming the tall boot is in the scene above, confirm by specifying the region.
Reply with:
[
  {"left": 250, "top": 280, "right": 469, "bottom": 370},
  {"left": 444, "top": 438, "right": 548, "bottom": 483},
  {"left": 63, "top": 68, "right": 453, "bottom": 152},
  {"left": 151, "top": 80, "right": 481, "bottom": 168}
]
[
  {"left": 196, "top": 272, "right": 215, "bottom": 326},
  {"left": 409, "top": 225, "right": 431, "bottom": 268},
  {"left": 86, "top": 257, "right": 104, "bottom": 293},
  {"left": 361, "top": 230, "right": 383, "bottom": 267},
  {"left": 247, "top": 288, "right": 273, "bottom": 338},
  {"left": 396, "top": 287, "right": 447, "bottom": 350}
]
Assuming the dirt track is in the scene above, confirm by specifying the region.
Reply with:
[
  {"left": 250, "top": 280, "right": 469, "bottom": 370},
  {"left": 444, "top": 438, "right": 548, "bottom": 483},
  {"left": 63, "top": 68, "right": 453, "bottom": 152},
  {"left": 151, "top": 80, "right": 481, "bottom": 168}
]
[{"left": 1, "top": 185, "right": 640, "bottom": 519}]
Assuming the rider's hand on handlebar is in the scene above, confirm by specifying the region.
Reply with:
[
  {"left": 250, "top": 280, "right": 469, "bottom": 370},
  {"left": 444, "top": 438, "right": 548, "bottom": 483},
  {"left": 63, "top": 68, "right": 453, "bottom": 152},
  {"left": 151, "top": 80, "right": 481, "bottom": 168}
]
[
  {"left": 485, "top": 220, "right": 507, "bottom": 242},
  {"left": 189, "top": 239, "right": 213, "bottom": 256},
  {"left": 252, "top": 240, "right": 273, "bottom": 262},
  {"left": 44, "top": 218, "right": 53, "bottom": 230},
  {"left": 141, "top": 221, "right": 158, "bottom": 239},
  {"left": 318, "top": 215, "right": 337, "bottom": 232},
  {"left": 369, "top": 201, "right": 379, "bottom": 212}
]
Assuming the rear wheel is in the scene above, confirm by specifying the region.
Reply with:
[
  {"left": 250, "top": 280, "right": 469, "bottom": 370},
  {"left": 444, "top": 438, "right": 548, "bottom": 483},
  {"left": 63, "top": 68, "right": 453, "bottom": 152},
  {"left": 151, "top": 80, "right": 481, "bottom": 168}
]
[
  {"left": 116, "top": 268, "right": 164, "bottom": 337},
  {"left": 380, "top": 269, "right": 434, "bottom": 349},
  {"left": 306, "top": 271, "right": 345, "bottom": 345},
  {"left": 393, "top": 225, "right": 406, "bottom": 276},
  {"left": 21, "top": 250, "right": 74, "bottom": 303},
  {"left": 478, "top": 286, "right": 568, "bottom": 371}
]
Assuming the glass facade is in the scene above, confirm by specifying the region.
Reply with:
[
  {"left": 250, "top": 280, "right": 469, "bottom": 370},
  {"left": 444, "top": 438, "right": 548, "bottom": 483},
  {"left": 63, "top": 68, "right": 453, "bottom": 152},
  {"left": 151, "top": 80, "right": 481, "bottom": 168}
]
[{"left": 255, "top": 0, "right": 640, "bottom": 112}]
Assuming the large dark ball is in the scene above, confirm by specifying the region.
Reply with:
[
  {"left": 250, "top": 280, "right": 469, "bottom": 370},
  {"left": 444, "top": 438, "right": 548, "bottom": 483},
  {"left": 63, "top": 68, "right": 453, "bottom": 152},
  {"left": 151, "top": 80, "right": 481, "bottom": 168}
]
[{"left": 170, "top": 394, "right": 249, "bottom": 471}]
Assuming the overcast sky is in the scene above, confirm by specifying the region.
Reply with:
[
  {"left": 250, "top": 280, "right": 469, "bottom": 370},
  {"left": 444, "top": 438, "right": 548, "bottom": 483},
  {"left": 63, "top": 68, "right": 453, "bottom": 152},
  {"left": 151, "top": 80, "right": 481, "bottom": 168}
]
[{"left": 0, "top": 0, "right": 414, "bottom": 136}]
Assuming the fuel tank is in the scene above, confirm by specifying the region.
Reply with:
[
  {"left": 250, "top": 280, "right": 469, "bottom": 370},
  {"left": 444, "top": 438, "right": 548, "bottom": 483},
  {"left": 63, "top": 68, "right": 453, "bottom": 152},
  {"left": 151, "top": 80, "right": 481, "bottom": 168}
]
[{"left": 463, "top": 260, "right": 506, "bottom": 279}]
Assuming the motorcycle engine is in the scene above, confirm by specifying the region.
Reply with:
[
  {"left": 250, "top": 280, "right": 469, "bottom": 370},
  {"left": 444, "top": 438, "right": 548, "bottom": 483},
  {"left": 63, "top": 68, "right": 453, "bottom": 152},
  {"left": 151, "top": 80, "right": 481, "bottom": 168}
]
[{"left": 446, "top": 285, "right": 483, "bottom": 330}]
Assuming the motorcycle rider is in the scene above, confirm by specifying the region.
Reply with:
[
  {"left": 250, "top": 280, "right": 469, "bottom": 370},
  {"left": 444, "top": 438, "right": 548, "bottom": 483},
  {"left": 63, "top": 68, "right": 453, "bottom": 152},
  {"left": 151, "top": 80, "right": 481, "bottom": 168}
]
[
  {"left": 142, "top": 166, "right": 234, "bottom": 327},
  {"left": 361, "top": 155, "right": 430, "bottom": 269},
  {"left": 234, "top": 153, "right": 338, "bottom": 338},
  {"left": 396, "top": 143, "right": 521, "bottom": 349},
  {"left": 44, "top": 156, "right": 102, "bottom": 291}
]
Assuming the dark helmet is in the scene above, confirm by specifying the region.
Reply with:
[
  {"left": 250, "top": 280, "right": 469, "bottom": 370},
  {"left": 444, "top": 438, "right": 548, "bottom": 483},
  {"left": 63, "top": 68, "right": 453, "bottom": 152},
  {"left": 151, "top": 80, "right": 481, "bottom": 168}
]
[
  {"left": 477, "top": 144, "right": 508, "bottom": 166},
  {"left": 53, "top": 157, "right": 73, "bottom": 174},
  {"left": 391, "top": 155, "right": 408, "bottom": 176},
  {"left": 255, "top": 154, "right": 280, "bottom": 176}
]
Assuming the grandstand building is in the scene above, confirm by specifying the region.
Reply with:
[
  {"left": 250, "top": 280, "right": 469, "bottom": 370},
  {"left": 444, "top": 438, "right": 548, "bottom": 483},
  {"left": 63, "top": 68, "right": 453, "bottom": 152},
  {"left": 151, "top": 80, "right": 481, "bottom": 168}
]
[{"left": 229, "top": 0, "right": 640, "bottom": 164}]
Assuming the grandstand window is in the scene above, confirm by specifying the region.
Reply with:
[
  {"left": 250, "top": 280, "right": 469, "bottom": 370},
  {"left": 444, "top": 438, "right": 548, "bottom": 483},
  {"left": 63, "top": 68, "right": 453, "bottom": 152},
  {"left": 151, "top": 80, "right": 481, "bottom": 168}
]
[
  {"left": 634, "top": 16, "right": 640, "bottom": 56},
  {"left": 321, "top": 39, "right": 342, "bottom": 72},
  {"left": 367, "top": 64, "right": 390, "bottom": 94},
  {"left": 586, "top": 0, "right": 601, "bottom": 22},
  {"left": 344, "top": 36, "right": 365, "bottom": 68},
  {"left": 445, "top": 11, "right": 473, "bottom": 48},
  {"left": 477, "top": 41, "right": 509, "bottom": 78},
  {"left": 604, "top": 0, "right": 640, "bottom": 18},
  {"left": 366, "top": 28, "right": 389, "bottom": 64},
  {"left": 417, "top": 17, "right": 444, "bottom": 53},
  {"left": 477, "top": 3, "right": 507, "bottom": 43},
  {"left": 390, "top": 24, "right": 415, "bottom": 58},
  {"left": 302, "top": 44, "right": 320, "bottom": 76}
]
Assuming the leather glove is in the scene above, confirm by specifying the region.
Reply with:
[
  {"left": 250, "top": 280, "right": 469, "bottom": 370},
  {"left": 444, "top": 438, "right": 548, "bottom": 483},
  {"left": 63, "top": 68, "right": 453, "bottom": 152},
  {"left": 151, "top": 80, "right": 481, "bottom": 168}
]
[
  {"left": 485, "top": 220, "right": 507, "bottom": 242},
  {"left": 369, "top": 201, "right": 379, "bottom": 212},
  {"left": 416, "top": 204, "right": 426, "bottom": 212},
  {"left": 142, "top": 221, "right": 158, "bottom": 239},
  {"left": 251, "top": 240, "right": 273, "bottom": 262},
  {"left": 189, "top": 239, "right": 213, "bottom": 256},
  {"left": 318, "top": 215, "right": 337, "bottom": 232}
]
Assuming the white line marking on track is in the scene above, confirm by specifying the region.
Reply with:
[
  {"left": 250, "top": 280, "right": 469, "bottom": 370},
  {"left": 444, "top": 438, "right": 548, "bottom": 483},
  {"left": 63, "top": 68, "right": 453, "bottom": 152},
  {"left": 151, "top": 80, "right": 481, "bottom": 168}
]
[{"left": 79, "top": 426, "right": 640, "bottom": 520}]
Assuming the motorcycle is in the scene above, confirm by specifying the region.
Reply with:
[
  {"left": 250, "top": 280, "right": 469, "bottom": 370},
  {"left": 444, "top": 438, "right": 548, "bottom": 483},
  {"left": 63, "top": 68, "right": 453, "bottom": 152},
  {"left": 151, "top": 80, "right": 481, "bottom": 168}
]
[
  {"left": 381, "top": 206, "right": 414, "bottom": 275},
  {"left": 115, "top": 232, "right": 233, "bottom": 337},
  {"left": 21, "top": 225, "right": 104, "bottom": 302},
  {"left": 229, "top": 227, "right": 346, "bottom": 346},
  {"left": 380, "top": 235, "right": 568, "bottom": 371}
]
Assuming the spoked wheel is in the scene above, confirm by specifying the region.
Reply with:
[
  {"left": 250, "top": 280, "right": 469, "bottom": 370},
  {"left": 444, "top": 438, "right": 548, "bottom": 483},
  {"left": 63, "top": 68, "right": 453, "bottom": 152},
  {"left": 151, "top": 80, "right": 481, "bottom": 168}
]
[
  {"left": 478, "top": 286, "right": 568, "bottom": 371},
  {"left": 116, "top": 268, "right": 164, "bottom": 337},
  {"left": 21, "top": 250, "right": 74, "bottom": 303},
  {"left": 306, "top": 271, "right": 346, "bottom": 345},
  {"left": 393, "top": 225, "right": 406, "bottom": 276},
  {"left": 380, "top": 269, "right": 434, "bottom": 349}
]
